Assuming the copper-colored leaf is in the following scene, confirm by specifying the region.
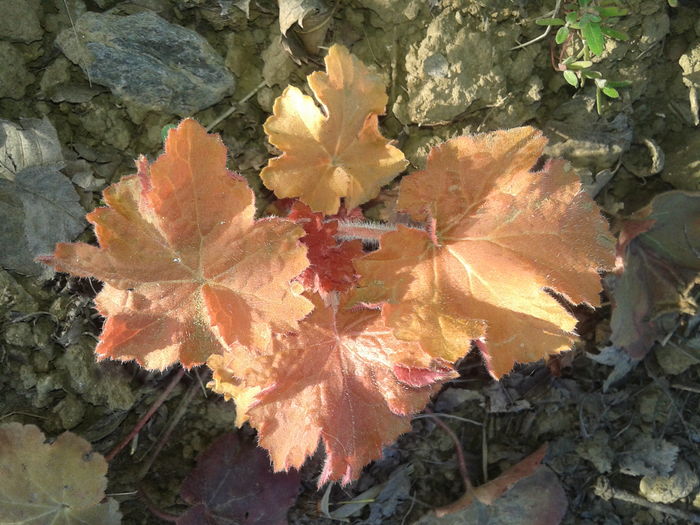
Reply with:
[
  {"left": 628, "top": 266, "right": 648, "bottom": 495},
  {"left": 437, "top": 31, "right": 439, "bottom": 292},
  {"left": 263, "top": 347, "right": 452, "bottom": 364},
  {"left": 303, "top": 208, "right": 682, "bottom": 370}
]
[
  {"left": 41, "top": 119, "right": 312, "bottom": 369},
  {"left": 240, "top": 294, "right": 454, "bottom": 485},
  {"left": 437, "top": 444, "right": 548, "bottom": 516},
  {"left": 419, "top": 446, "right": 566, "bottom": 525},
  {"left": 0, "top": 423, "right": 121, "bottom": 524},
  {"left": 288, "top": 202, "right": 364, "bottom": 294},
  {"left": 352, "top": 127, "right": 615, "bottom": 378},
  {"left": 260, "top": 44, "right": 408, "bottom": 215},
  {"left": 177, "top": 431, "right": 301, "bottom": 525}
]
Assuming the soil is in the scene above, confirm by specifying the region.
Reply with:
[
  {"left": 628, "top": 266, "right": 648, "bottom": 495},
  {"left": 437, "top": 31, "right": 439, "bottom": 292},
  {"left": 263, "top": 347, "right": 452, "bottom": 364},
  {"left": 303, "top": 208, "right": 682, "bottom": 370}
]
[{"left": 1, "top": 0, "right": 700, "bottom": 524}]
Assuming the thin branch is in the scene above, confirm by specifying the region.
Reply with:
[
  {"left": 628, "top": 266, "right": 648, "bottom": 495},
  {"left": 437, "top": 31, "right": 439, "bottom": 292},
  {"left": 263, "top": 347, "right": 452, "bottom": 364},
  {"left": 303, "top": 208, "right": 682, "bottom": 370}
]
[
  {"left": 510, "top": 0, "right": 563, "bottom": 51},
  {"left": 595, "top": 476, "right": 700, "bottom": 523},
  {"left": 136, "top": 371, "right": 205, "bottom": 479},
  {"left": 105, "top": 367, "right": 186, "bottom": 463},
  {"left": 206, "top": 80, "right": 267, "bottom": 132},
  {"left": 425, "top": 407, "right": 473, "bottom": 493}
]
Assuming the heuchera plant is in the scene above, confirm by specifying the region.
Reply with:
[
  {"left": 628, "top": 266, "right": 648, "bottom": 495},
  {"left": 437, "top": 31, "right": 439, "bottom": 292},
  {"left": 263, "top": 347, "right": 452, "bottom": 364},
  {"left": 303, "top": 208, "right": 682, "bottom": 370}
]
[{"left": 41, "top": 44, "right": 615, "bottom": 485}]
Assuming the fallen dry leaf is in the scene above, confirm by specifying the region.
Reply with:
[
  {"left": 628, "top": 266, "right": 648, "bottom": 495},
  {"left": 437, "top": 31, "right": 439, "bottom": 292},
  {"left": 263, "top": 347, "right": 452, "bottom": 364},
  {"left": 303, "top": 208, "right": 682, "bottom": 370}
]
[
  {"left": 416, "top": 446, "right": 567, "bottom": 525},
  {"left": 352, "top": 127, "right": 615, "bottom": 377},
  {"left": 41, "top": 119, "right": 312, "bottom": 369},
  {"left": 0, "top": 422, "right": 121, "bottom": 524},
  {"left": 177, "top": 431, "right": 300, "bottom": 525},
  {"left": 241, "top": 293, "right": 454, "bottom": 485},
  {"left": 260, "top": 44, "right": 407, "bottom": 214},
  {"left": 608, "top": 190, "right": 700, "bottom": 358},
  {"left": 437, "top": 444, "right": 549, "bottom": 516}
]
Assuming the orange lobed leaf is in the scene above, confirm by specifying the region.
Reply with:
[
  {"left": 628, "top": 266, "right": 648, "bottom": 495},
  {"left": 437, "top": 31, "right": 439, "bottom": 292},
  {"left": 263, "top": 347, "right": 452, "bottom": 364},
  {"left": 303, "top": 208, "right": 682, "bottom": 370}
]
[
  {"left": 41, "top": 119, "right": 312, "bottom": 369},
  {"left": 236, "top": 294, "right": 455, "bottom": 485},
  {"left": 352, "top": 127, "right": 615, "bottom": 378},
  {"left": 207, "top": 352, "right": 262, "bottom": 427},
  {"left": 288, "top": 202, "right": 364, "bottom": 295},
  {"left": 260, "top": 44, "right": 408, "bottom": 215}
]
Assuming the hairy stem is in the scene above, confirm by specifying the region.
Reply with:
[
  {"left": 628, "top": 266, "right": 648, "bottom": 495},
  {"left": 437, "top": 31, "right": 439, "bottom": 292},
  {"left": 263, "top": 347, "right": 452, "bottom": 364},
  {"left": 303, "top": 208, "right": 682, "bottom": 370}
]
[{"left": 335, "top": 218, "right": 424, "bottom": 244}]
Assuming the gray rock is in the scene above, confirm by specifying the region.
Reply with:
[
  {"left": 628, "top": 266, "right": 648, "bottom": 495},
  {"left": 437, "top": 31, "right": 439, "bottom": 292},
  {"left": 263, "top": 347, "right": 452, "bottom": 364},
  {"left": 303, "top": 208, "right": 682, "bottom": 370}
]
[
  {"left": 640, "top": 460, "right": 699, "bottom": 504},
  {"left": 0, "top": 42, "right": 34, "bottom": 100},
  {"left": 661, "top": 129, "right": 700, "bottom": 191},
  {"left": 544, "top": 99, "right": 633, "bottom": 172},
  {"left": 0, "top": 269, "right": 38, "bottom": 315},
  {"left": 0, "top": 0, "right": 43, "bottom": 43},
  {"left": 56, "top": 10, "right": 235, "bottom": 116},
  {"left": 680, "top": 42, "right": 700, "bottom": 125}
]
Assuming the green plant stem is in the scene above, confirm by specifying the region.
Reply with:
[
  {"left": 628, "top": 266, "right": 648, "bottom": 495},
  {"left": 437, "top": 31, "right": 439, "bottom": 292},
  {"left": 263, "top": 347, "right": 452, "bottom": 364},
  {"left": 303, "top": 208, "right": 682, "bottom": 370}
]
[{"left": 511, "top": 0, "right": 564, "bottom": 50}]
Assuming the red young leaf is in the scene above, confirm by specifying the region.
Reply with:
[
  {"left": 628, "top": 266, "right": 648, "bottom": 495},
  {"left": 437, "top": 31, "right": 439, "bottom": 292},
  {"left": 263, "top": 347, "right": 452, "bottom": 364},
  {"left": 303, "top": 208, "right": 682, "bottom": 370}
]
[
  {"left": 240, "top": 294, "right": 455, "bottom": 485},
  {"left": 288, "top": 202, "right": 364, "bottom": 294},
  {"left": 40, "top": 119, "right": 312, "bottom": 369},
  {"left": 352, "top": 127, "right": 615, "bottom": 378},
  {"left": 177, "top": 431, "right": 301, "bottom": 525}
]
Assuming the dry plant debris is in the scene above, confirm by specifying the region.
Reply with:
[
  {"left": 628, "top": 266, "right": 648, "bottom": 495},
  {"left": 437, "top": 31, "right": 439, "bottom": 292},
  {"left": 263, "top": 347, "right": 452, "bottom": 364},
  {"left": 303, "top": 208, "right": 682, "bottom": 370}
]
[{"left": 0, "top": 422, "right": 121, "bottom": 524}]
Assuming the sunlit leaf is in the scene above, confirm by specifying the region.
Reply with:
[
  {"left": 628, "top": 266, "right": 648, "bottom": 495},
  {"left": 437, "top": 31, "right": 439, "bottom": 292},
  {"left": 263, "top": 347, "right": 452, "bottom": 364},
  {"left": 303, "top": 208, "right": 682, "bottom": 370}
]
[
  {"left": 241, "top": 294, "right": 454, "bottom": 485},
  {"left": 41, "top": 119, "right": 312, "bottom": 369},
  {"left": 260, "top": 44, "right": 407, "bottom": 215},
  {"left": 352, "top": 127, "right": 615, "bottom": 377}
]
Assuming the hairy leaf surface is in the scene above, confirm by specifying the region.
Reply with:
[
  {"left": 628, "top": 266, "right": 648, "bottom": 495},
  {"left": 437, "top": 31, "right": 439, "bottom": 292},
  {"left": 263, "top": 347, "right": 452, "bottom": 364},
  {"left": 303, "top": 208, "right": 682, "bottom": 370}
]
[
  {"left": 41, "top": 119, "right": 312, "bottom": 369},
  {"left": 242, "top": 294, "right": 454, "bottom": 485},
  {"left": 260, "top": 44, "right": 407, "bottom": 214},
  {"left": 352, "top": 127, "right": 615, "bottom": 377}
]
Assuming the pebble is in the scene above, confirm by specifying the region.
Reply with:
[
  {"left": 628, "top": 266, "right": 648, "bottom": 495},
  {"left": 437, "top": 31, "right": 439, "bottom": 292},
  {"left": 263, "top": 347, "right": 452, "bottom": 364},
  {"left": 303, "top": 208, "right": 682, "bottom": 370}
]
[{"left": 56, "top": 10, "right": 235, "bottom": 116}]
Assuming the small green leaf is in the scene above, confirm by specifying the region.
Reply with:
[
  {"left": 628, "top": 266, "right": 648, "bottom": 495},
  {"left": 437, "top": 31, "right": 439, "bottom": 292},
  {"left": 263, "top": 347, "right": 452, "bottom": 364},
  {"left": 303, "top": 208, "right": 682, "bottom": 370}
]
[
  {"left": 536, "top": 17, "right": 565, "bottom": 26},
  {"left": 581, "top": 70, "right": 604, "bottom": 79},
  {"left": 563, "top": 70, "right": 579, "bottom": 87},
  {"left": 602, "top": 86, "right": 620, "bottom": 98},
  {"left": 601, "top": 26, "right": 629, "bottom": 41},
  {"left": 568, "top": 60, "right": 593, "bottom": 70},
  {"left": 580, "top": 13, "right": 602, "bottom": 24},
  {"left": 555, "top": 26, "right": 570, "bottom": 44},
  {"left": 668, "top": 0, "right": 678, "bottom": 6},
  {"left": 582, "top": 22, "right": 605, "bottom": 56},
  {"left": 161, "top": 124, "right": 177, "bottom": 142},
  {"left": 565, "top": 12, "right": 579, "bottom": 24}
]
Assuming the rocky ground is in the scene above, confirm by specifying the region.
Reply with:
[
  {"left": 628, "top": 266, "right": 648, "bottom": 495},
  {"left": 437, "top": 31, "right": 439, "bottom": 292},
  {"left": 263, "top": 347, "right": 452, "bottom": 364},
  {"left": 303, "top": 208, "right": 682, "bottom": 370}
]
[{"left": 1, "top": 0, "right": 700, "bottom": 523}]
